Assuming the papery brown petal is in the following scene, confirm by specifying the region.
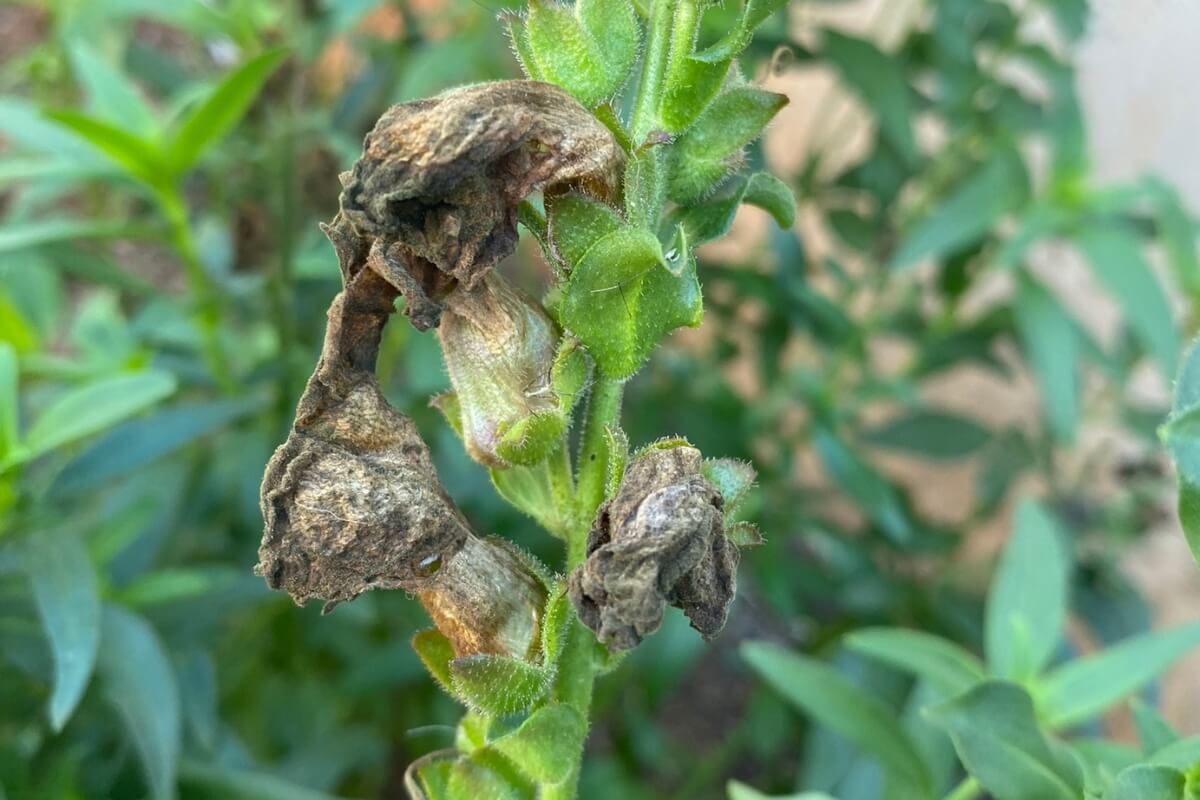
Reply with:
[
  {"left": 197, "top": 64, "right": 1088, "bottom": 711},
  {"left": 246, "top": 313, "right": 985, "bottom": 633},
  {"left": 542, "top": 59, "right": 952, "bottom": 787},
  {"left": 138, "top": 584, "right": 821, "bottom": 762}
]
[
  {"left": 568, "top": 446, "right": 739, "bottom": 651},
  {"left": 339, "top": 80, "right": 622, "bottom": 330}
]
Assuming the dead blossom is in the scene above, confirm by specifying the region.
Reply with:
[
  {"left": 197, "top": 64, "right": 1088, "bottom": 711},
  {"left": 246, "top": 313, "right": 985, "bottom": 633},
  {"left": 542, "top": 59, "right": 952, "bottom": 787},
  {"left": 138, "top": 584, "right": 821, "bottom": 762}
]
[
  {"left": 569, "top": 445, "right": 739, "bottom": 651},
  {"left": 336, "top": 79, "right": 622, "bottom": 330}
]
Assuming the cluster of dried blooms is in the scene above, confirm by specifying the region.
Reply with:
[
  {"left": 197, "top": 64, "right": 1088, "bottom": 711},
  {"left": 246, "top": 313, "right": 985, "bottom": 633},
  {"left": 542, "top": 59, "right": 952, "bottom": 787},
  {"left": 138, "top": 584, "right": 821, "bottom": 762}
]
[{"left": 255, "top": 79, "right": 738, "bottom": 661}]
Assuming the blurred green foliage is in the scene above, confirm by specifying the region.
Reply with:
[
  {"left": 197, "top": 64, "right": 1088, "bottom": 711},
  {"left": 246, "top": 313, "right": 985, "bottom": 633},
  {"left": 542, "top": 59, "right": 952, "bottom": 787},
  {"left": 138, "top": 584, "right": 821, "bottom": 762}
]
[{"left": 0, "top": 0, "right": 1197, "bottom": 798}]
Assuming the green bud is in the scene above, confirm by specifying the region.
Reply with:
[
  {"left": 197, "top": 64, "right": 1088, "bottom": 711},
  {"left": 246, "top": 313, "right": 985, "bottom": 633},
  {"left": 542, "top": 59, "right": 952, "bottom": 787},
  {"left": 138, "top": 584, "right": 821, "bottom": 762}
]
[
  {"left": 438, "top": 273, "right": 567, "bottom": 468},
  {"left": 511, "top": 0, "right": 640, "bottom": 109},
  {"left": 667, "top": 85, "right": 788, "bottom": 204}
]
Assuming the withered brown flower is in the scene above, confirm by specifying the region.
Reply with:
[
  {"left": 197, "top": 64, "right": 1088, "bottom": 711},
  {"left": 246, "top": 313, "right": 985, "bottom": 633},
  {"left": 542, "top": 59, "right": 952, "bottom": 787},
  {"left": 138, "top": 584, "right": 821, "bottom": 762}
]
[
  {"left": 569, "top": 445, "right": 739, "bottom": 651},
  {"left": 336, "top": 79, "right": 622, "bottom": 330}
]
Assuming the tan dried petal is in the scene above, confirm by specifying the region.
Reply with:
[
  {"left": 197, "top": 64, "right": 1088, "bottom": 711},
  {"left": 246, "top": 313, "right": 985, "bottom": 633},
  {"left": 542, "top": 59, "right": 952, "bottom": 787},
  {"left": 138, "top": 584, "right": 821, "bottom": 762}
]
[
  {"left": 339, "top": 79, "right": 622, "bottom": 330},
  {"left": 568, "top": 446, "right": 739, "bottom": 651}
]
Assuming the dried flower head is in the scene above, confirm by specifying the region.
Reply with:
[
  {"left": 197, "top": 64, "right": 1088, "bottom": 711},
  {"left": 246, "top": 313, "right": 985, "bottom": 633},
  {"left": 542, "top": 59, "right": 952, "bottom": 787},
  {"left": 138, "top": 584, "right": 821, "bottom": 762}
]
[
  {"left": 569, "top": 444, "right": 738, "bottom": 651},
  {"left": 338, "top": 79, "right": 622, "bottom": 330}
]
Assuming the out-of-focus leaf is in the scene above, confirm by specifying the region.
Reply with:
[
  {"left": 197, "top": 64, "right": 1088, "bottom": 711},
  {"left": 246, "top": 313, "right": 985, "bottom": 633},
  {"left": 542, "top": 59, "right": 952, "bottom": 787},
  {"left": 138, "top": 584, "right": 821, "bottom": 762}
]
[
  {"left": 98, "top": 605, "right": 181, "bottom": 800},
  {"left": 741, "top": 641, "right": 932, "bottom": 797},
  {"left": 1163, "top": 336, "right": 1200, "bottom": 565},
  {"left": 54, "top": 397, "right": 262, "bottom": 495},
  {"left": 1131, "top": 699, "right": 1179, "bottom": 755},
  {"left": 1149, "top": 738, "right": 1200, "bottom": 770},
  {"left": 985, "top": 500, "right": 1069, "bottom": 681},
  {"left": 728, "top": 781, "right": 836, "bottom": 800},
  {"left": 844, "top": 628, "right": 986, "bottom": 697},
  {"left": 23, "top": 528, "right": 100, "bottom": 731},
  {"left": 1038, "top": 623, "right": 1200, "bottom": 728},
  {"left": 179, "top": 761, "right": 344, "bottom": 800},
  {"left": 43, "top": 110, "right": 168, "bottom": 189},
  {"left": 66, "top": 40, "right": 158, "bottom": 135},
  {"left": 862, "top": 410, "right": 990, "bottom": 460},
  {"left": 0, "top": 219, "right": 150, "bottom": 254},
  {"left": 1104, "top": 765, "right": 1185, "bottom": 800},
  {"left": 166, "top": 48, "right": 287, "bottom": 175},
  {"left": 1078, "top": 224, "right": 1178, "bottom": 378},
  {"left": 1014, "top": 273, "right": 1079, "bottom": 443},
  {"left": 1142, "top": 177, "right": 1200, "bottom": 296},
  {"left": 821, "top": 30, "right": 917, "bottom": 165},
  {"left": 890, "top": 150, "right": 1028, "bottom": 269},
  {"left": 17, "top": 370, "right": 176, "bottom": 464},
  {"left": 813, "top": 428, "right": 913, "bottom": 546},
  {"left": 927, "top": 681, "right": 1083, "bottom": 800},
  {"left": 0, "top": 343, "right": 17, "bottom": 460}
]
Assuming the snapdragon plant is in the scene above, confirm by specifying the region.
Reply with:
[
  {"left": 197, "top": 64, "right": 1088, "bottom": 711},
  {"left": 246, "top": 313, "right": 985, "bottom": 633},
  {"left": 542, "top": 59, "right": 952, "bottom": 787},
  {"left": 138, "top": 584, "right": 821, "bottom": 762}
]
[{"left": 254, "top": 1, "right": 794, "bottom": 797}]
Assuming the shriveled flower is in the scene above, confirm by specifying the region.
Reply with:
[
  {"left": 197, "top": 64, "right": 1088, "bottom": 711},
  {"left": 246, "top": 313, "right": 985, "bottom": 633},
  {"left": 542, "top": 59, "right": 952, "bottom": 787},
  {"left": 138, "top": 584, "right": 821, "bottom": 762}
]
[
  {"left": 337, "top": 79, "right": 622, "bottom": 330},
  {"left": 435, "top": 272, "right": 565, "bottom": 468},
  {"left": 569, "top": 444, "right": 738, "bottom": 651}
]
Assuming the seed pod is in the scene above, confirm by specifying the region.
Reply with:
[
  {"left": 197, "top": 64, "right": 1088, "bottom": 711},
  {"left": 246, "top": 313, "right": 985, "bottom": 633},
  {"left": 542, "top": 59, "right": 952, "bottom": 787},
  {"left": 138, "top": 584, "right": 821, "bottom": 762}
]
[
  {"left": 338, "top": 79, "right": 622, "bottom": 330},
  {"left": 436, "top": 272, "right": 564, "bottom": 468},
  {"left": 568, "top": 444, "right": 738, "bottom": 651}
]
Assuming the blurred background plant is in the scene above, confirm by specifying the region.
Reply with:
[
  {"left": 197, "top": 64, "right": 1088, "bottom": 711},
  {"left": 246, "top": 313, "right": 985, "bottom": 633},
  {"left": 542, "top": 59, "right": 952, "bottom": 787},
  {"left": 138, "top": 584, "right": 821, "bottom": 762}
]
[{"left": 1, "top": 0, "right": 1198, "bottom": 798}]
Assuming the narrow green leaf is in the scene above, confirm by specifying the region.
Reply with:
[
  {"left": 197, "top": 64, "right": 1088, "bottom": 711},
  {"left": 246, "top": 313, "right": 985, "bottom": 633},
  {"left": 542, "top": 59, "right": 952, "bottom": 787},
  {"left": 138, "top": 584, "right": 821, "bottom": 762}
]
[
  {"left": 23, "top": 529, "right": 100, "bottom": 731},
  {"left": 813, "top": 428, "right": 913, "bottom": 546},
  {"left": 1141, "top": 177, "right": 1200, "bottom": 296},
  {"left": 862, "top": 410, "right": 990, "bottom": 460},
  {"left": 66, "top": 40, "right": 157, "bottom": 136},
  {"left": 985, "top": 500, "right": 1069, "bottom": 681},
  {"left": 1077, "top": 224, "right": 1178, "bottom": 378},
  {"left": 1039, "top": 623, "right": 1200, "bottom": 728},
  {"left": 179, "top": 760, "right": 344, "bottom": 800},
  {"left": 844, "top": 628, "right": 986, "bottom": 698},
  {"left": 412, "top": 628, "right": 456, "bottom": 696},
  {"left": 21, "top": 370, "right": 177, "bottom": 462},
  {"left": 889, "top": 150, "right": 1028, "bottom": 269},
  {"left": 490, "top": 704, "right": 584, "bottom": 785},
  {"left": 822, "top": 30, "right": 917, "bottom": 164},
  {"left": 98, "top": 605, "right": 181, "bottom": 800},
  {"left": 166, "top": 48, "right": 287, "bottom": 175},
  {"left": 926, "top": 681, "right": 1083, "bottom": 800},
  {"left": 1131, "top": 699, "right": 1180, "bottom": 755},
  {"left": 702, "top": 458, "right": 756, "bottom": 518},
  {"left": 743, "top": 172, "right": 797, "bottom": 230},
  {"left": 1104, "top": 765, "right": 1185, "bottom": 800},
  {"left": 693, "top": 0, "right": 789, "bottom": 63},
  {"left": 741, "top": 641, "right": 932, "bottom": 796},
  {"left": 43, "top": 110, "right": 168, "bottom": 189},
  {"left": 1014, "top": 274, "right": 1079, "bottom": 443},
  {"left": 0, "top": 218, "right": 148, "bottom": 254},
  {"left": 1165, "top": 337, "right": 1200, "bottom": 565},
  {"left": 0, "top": 342, "right": 17, "bottom": 460}
]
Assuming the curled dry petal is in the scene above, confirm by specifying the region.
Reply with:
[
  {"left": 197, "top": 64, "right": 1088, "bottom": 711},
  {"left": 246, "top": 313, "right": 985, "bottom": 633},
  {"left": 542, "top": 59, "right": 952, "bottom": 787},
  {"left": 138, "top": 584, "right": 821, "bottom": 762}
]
[
  {"left": 437, "top": 272, "right": 561, "bottom": 468},
  {"left": 569, "top": 445, "right": 738, "bottom": 651},
  {"left": 256, "top": 224, "right": 545, "bottom": 660},
  {"left": 338, "top": 79, "right": 622, "bottom": 330}
]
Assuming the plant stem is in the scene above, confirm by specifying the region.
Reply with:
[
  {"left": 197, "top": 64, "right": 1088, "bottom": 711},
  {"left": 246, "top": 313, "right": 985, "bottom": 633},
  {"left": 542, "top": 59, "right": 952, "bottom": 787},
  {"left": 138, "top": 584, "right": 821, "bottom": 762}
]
[
  {"left": 630, "top": 0, "right": 677, "bottom": 143},
  {"left": 548, "top": 437, "right": 575, "bottom": 537},
  {"left": 574, "top": 376, "right": 624, "bottom": 524},
  {"left": 943, "top": 776, "right": 981, "bottom": 800}
]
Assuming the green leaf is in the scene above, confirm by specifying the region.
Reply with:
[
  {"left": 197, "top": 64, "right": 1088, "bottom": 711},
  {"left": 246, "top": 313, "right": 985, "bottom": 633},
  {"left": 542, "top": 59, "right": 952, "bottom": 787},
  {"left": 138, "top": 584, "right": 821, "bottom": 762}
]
[
  {"left": 668, "top": 87, "right": 788, "bottom": 204},
  {"left": 412, "top": 628, "right": 456, "bottom": 695},
  {"left": 728, "top": 781, "right": 836, "bottom": 800},
  {"left": 743, "top": 172, "right": 797, "bottom": 230},
  {"left": 522, "top": 0, "right": 638, "bottom": 109},
  {"left": 1142, "top": 176, "right": 1200, "bottom": 296},
  {"left": 166, "top": 48, "right": 287, "bottom": 175},
  {"left": 661, "top": 57, "right": 731, "bottom": 134},
  {"left": 821, "top": 30, "right": 917, "bottom": 165},
  {"left": 1038, "top": 623, "right": 1200, "bottom": 728},
  {"left": 985, "top": 500, "right": 1069, "bottom": 680},
  {"left": 889, "top": 149, "right": 1029, "bottom": 269},
  {"left": 449, "top": 655, "right": 550, "bottom": 716},
  {"left": 1149, "top": 738, "right": 1200, "bottom": 770},
  {"left": 98, "top": 605, "right": 181, "bottom": 800},
  {"left": 702, "top": 458, "right": 756, "bottom": 518},
  {"left": 43, "top": 110, "right": 168, "bottom": 190},
  {"left": 561, "top": 226, "right": 701, "bottom": 378},
  {"left": 19, "top": 370, "right": 177, "bottom": 463},
  {"left": 53, "top": 397, "right": 262, "bottom": 495},
  {"left": 66, "top": 40, "right": 157, "bottom": 136},
  {"left": 813, "top": 428, "right": 913, "bottom": 546},
  {"left": 540, "top": 586, "right": 573, "bottom": 666},
  {"left": 179, "top": 761, "right": 345, "bottom": 800},
  {"left": 926, "top": 681, "right": 1083, "bottom": 800},
  {"left": 490, "top": 704, "right": 584, "bottom": 785},
  {"left": 741, "top": 641, "right": 932, "bottom": 797},
  {"left": 1077, "top": 224, "right": 1178, "bottom": 378},
  {"left": 546, "top": 192, "right": 623, "bottom": 269},
  {"left": 1132, "top": 699, "right": 1180, "bottom": 755},
  {"left": 862, "top": 409, "right": 990, "bottom": 460},
  {"left": 693, "top": 0, "right": 789, "bottom": 63},
  {"left": 1104, "top": 765, "right": 1185, "bottom": 800},
  {"left": 0, "top": 342, "right": 17, "bottom": 460},
  {"left": 1166, "top": 337, "right": 1200, "bottom": 565},
  {"left": 446, "top": 750, "right": 531, "bottom": 800},
  {"left": 0, "top": 218, "right": 148, "bottom": 254},
  {"left": 726, "top": 521, "right": 763, "bottom": 547},
  {"left": 504, "top": 13, "right": 544, "bottom": 80},
  {"left": 23, "top": 528, "right": 100, "bottom": 731},
  {"left": 844, "top": 628, "right": 986, "bottom": 698},
  {"left": 1014, "top": 273, "right": 1079, "bottom": 443}
]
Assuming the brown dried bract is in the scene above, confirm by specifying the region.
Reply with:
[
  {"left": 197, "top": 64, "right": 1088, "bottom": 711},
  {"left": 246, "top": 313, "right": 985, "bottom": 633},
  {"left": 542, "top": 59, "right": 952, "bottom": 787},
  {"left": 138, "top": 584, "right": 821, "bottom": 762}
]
[
  {"left": 569, "top": 446, "right": 738, "bottom": 651},
  {"left": 337, "top": 80, "right": 622, "bottom": 330}
]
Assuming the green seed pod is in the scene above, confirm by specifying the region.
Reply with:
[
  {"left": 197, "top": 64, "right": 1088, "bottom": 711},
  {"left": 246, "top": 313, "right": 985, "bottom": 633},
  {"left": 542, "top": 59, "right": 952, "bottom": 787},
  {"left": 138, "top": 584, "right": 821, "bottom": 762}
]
[{"left": 438, "top": 272, "right": 570, "bottom": 468}]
